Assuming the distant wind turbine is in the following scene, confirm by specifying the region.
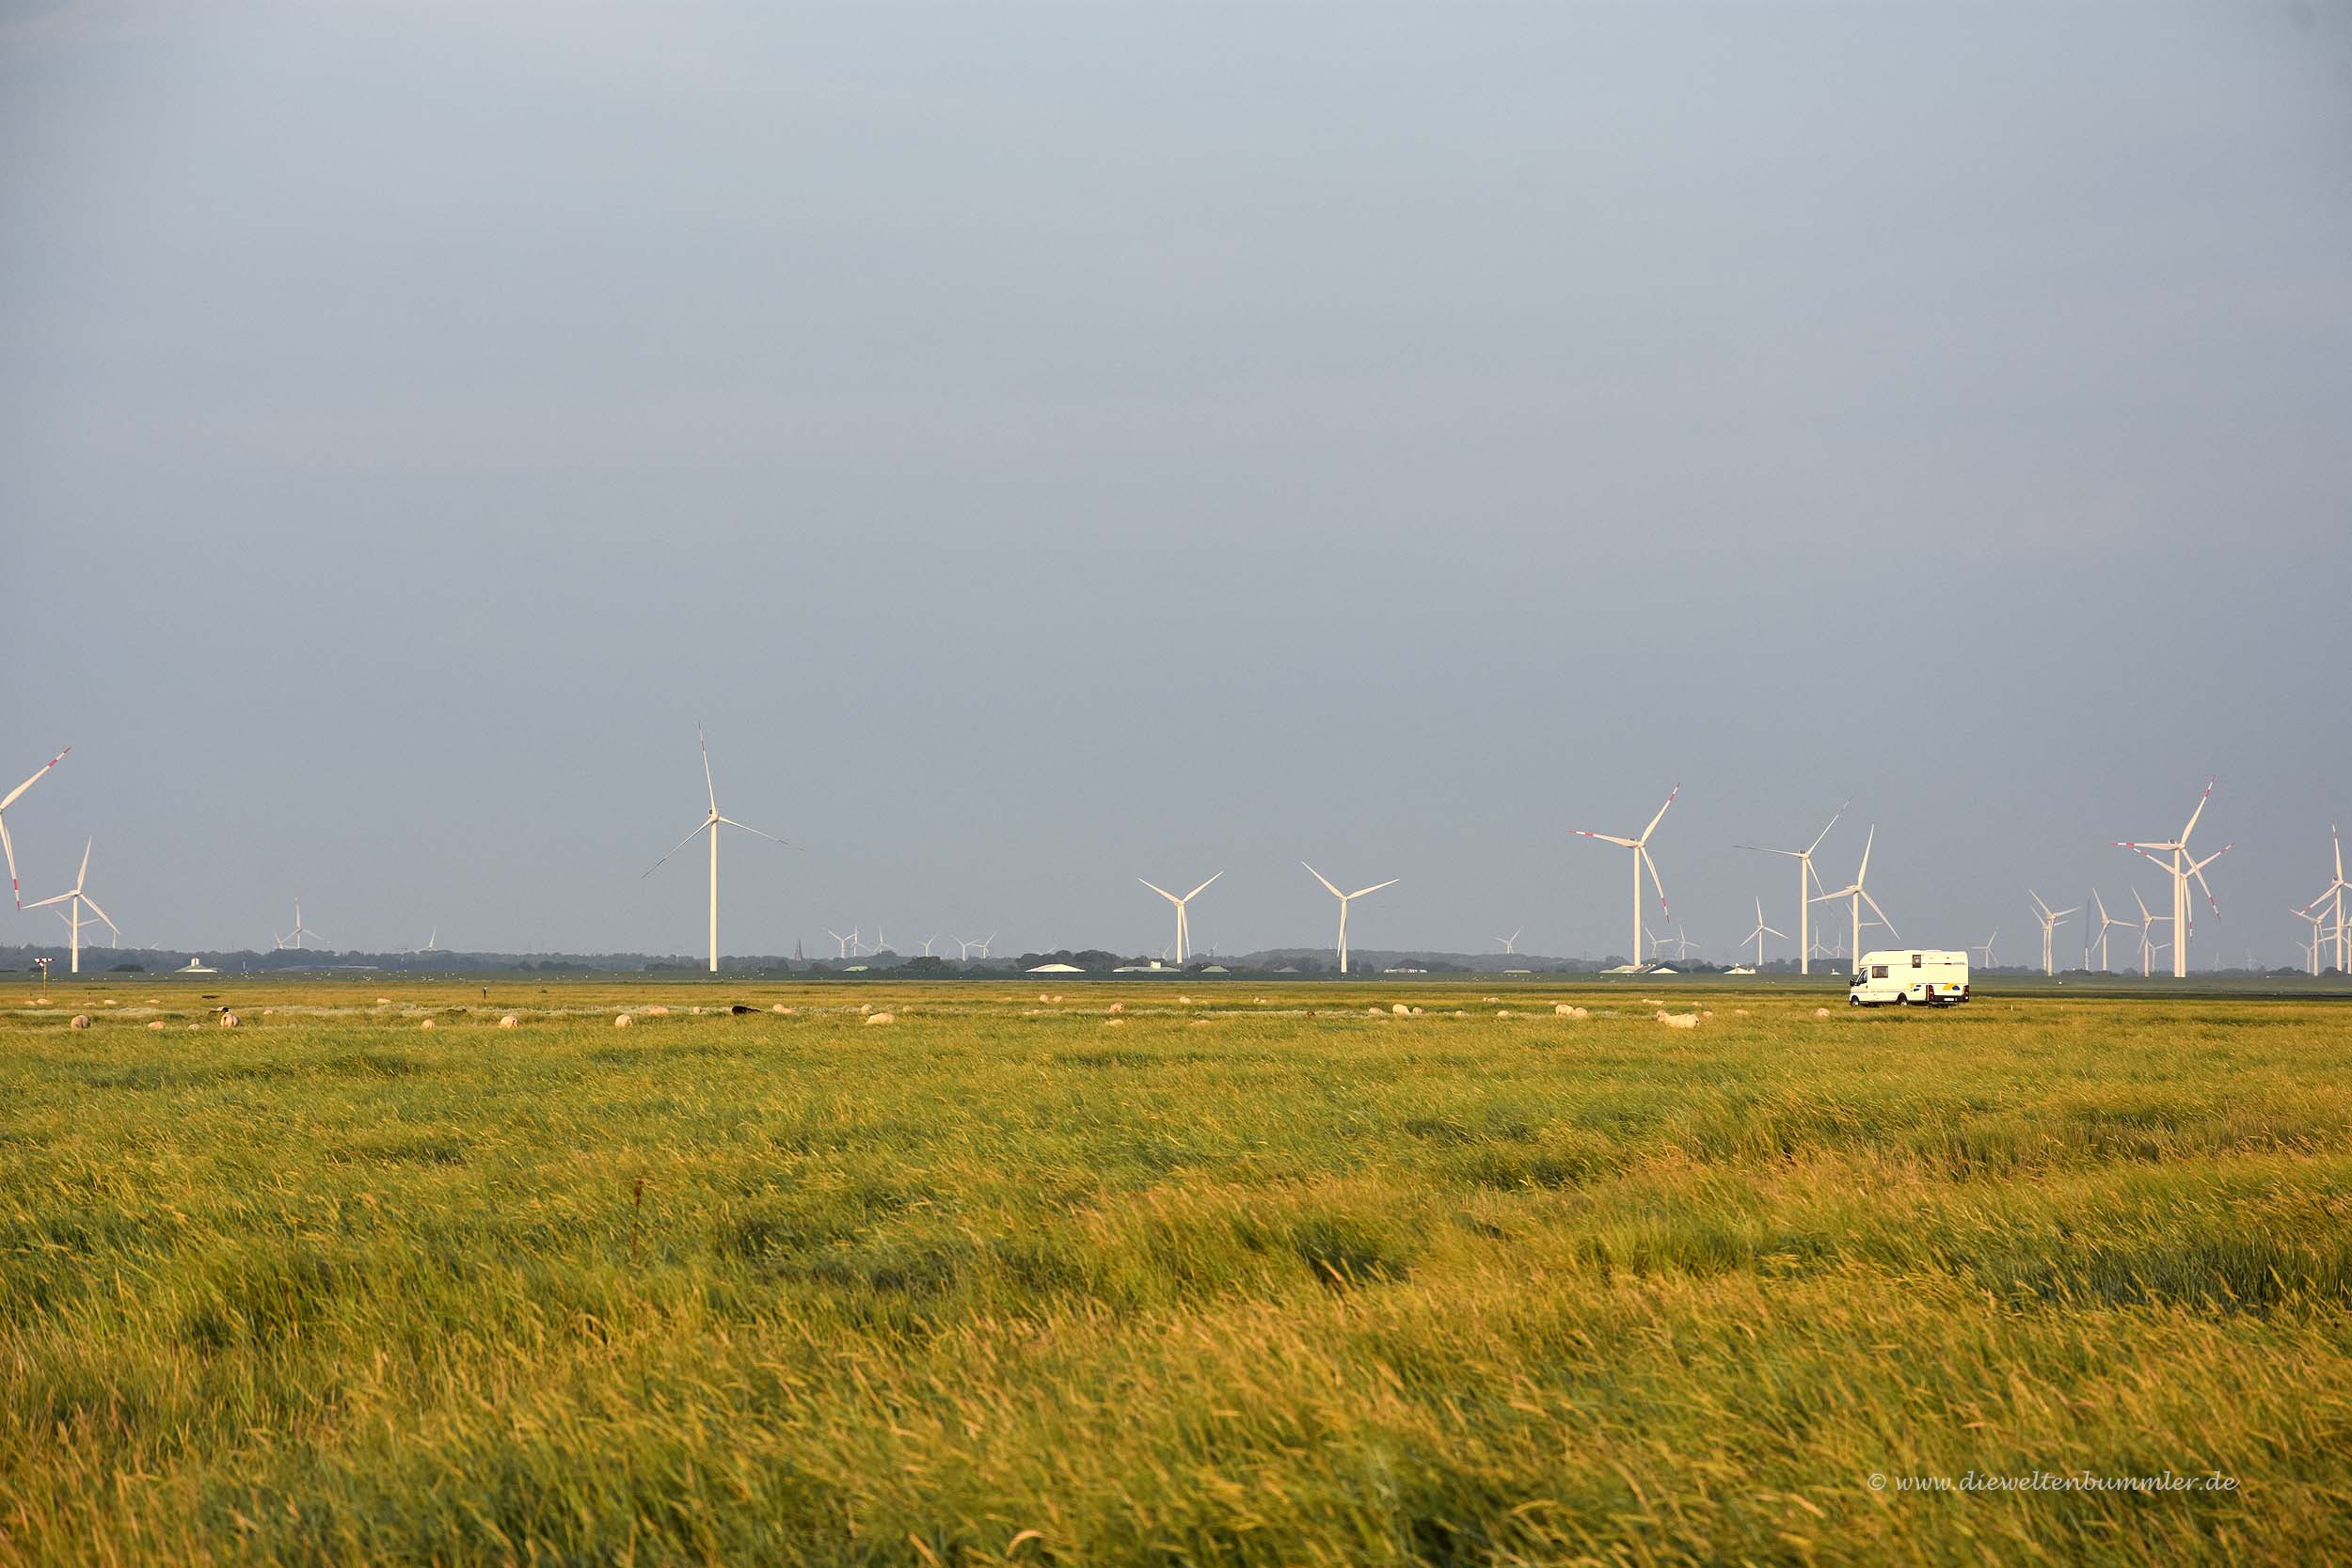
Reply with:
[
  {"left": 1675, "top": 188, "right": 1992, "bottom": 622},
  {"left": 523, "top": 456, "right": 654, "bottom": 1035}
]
[
  {"left": 2028, "top": 890, "right": 2077, "bottom": 976},
  {"left": 275, "top": 897, "right": 323, "bottom": 951},
  {"left": 1737, "top": 800, "right": 1846, "bottom": 976},
  {"left": 1139, "top": 872, "right": 1220, "bottom": 965},
  {"left": 2089, "top": 892, "right": 2131, "bottom": 973},
  {"left": 1573, "top": 784, "right": 1678, "bottom": 971},
  {"left": 2113, "top": 780, "right": 2230, "bottom": 978},
  {"left": 1975, "top": 929, "right": 1998, "bottom": 968},
  {"left": 1811, "top": 827, "right": 1894, "bottom": 969},
  {"left": 0, "top": 746, "right": 69, "bottom": 910},
  {"left": 1493, "top": 927, "right": 1522, "bottom": 956},
  {"left": 1301, "top": 863, "right": 1396, "bottom": 975},
  {"left": 1740, "top": 898, "right": 1785, "bottom": 968},
  {"left": 643, "top": 724, "right": 799, "bottom": 974},
  {"left": 2299, "top": 826, "right": 2347, "bottom": 975},
  {"left": 827, "top": 930, "right": 853, "bottom": 959},
  {"left": 27, "top": 840, "right": 117, "bottom": 974}
]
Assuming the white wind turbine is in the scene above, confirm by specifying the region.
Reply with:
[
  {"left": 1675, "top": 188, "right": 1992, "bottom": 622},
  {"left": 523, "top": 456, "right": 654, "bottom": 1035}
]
[
  {"left": 952, "top": 936, "right": 980, "bottom": 961},
  {"left": 1573, "top": 784, "right": 1678, "bottom": 971},
  {"left": 27, "top": 840, "right": 117, "bottom": 974},
  {"left": 2088, "top": 892, "right": 2134, "bottom": 973},
  {"left": 1737, "top": 800, "right": 1847, "bottom": 976},
  {"left": 1811, "top": 827, "right": 1894, "bottom": 969},
  {"left": 1301, "top": 863, "right": 1396, "bottom": 975},
  {"left": 0, "top": 746, "right": 70, "bottom": 910},
  {"left": 2113, "top": 779, "right": 2231, "bottom": 979},
  {"left": 1740, "top": 897, "right": 1785, "bottom": 968},
  {"left": 976, "top": 932, "right": 996, "bottom": 959},
  {"left": 2292, "top": 906, "right": 2327, "bottom": 976},
  {"left": 2131, "top": 888, "right": 2169, "bottom": 977},
  {"left": 1139, "top": 872, "right": 1220, "bottom": 965},
  {"left": 826, "top": 929, "right": 854, "bottom": 960},
  {"left": 1493, "top": 927, "right": 1522, "bottom": 956},
  {"left": 2027, "top": 890, "right": 2076, "bottom": 976},
  {"left": 2299, "top": 826, "right": 2347, "bottom": 974},
  {"left": 275, "top": 897, "right": 323, "bottom": 950},
  {"left": 921, "top": 935, "right": 938, "bottom": 958},
  {"left": 1975, "top": 929, "right": 1998, "bottom": 968},
  {"left": 643, "top": 725, "right": 798, "bottom": 974}
]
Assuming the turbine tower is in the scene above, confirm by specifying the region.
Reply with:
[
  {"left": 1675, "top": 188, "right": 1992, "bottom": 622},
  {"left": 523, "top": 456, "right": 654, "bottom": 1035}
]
[
  {"left": 1139, "top": 872, "right": 1220, "bottom": 965},
  {"left": 26, "top": 840, "right": 117, "bottom": 974},
  {"left": 643, "top": 724, "right": 797, "bottom": 974},
  {"left": 2028, "top": 891, "right": 2077, "bottom": 976},
  {"left": 0, "top": 746, "right": 70, "bottom": 910},
  {"left": 2113, "top": 780, "right": 2231, "bottom": 978},
  {"left": 1301, "top": 863, "right": 1396, "bottom": 975},
  {"left": 1738, "top": 800, "right": 1846, "bottom": 976},
  {"left": 1811, "top": 827, "right": 1894, "bottom": 970},
  {"left": 1573, "top": 784, "right": 1678, "bottom": 971},
  {"left": 1740, "top": 897, "right": 1785, "bottom": 968}
]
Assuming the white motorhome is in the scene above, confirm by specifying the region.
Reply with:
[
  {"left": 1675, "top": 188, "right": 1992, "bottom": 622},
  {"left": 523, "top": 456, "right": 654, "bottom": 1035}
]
[{"left": 1849, "top": 949, "right": 1970, "bottom": 1006}]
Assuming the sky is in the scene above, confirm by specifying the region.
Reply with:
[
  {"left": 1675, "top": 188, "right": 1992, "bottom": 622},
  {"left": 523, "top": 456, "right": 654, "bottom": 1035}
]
[{"left": 3, "top": 1, "right": 2349, "bottom": 967}]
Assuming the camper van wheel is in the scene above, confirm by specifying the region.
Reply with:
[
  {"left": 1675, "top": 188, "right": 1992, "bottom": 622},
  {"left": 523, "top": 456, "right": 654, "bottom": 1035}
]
[{"left": 1849, "top": 995, "right": 1863, "bottom": 1007}]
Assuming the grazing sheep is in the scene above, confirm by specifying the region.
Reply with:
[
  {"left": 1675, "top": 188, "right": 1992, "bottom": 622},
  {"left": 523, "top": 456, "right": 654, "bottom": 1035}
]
[
  {"left": 1392, "top": 1004, "right": 1411, "bottom": 1016},
  {"left": 147, "top": 1021, "right": 166, "bottom": 1031},
  {"left": 375, "top": 996, "right": 392, "bottom": 1006},
  {"left": 1103, "top": 1018, "right": 1125, "bottom": 1028},
  {"left": 644, "top": 1006, "right": 669, "bottom": 1017},
  {"left": 614, "top": 1014, "right": 635, "bottom": 1029},
  {"left": 499, "top": 1014, "right": 519, "bottom": 1029},
  {"left": 1554, "top": 1003, "right": 1575, "bottom": 1016},
  {"left": 1039, "top": 993, "right": 1052, "bottom": 1004},
  {"left": 217, "top": 1011, "right": 241, "bottom": 1028},
  {"left": 859, "top": 1003, "right": 873, "bottom": 1014},
  {"left": 1814, "top": 1006, "right": 1832, "bottom": 1019},
  {"left": 1496, "top": 1009, "right": 1513, "bottom": 1019},
  {"left": 771, "top": 1005, "right": 794, "bottom": 1015},
  {"left": 69, "top": 1014, "right": 90, "bottom": 1029},
  {"left": 1178, "top": 995, "right": 1192, "bottom": 1005},
  {"left": 1368, "top": 1007, "right": 1385, "bottom": 1017},
  {"left": 1411, "top": 1007, "right": 1424, "bottom": 1017},
  {"left": 103, "top": 999, "right": 117, "bottom": 1006},
  {"left": 1657, "top": 1011, "right": 1700, "bottom": 1030},
  {"left": 1107, "top": 1002, "right": 1123, "bottom": 1013},
  {"left": 420, "top": 1019, "right": 436, "bottom": 1031},
  {"left": 865, "top": 1011, "right": 896, "bottom": 1026},
  {"left": 1051, "top": 994, "right": 1064, "bottom": 1003}
]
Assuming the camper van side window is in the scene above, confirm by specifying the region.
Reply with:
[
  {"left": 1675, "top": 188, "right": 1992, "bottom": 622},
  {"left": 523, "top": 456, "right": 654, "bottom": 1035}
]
[
  {"left": 1912, "top": 954, "right": 1923, "bottom": 968},
  {"left": 1871, "top": 964, "right": 1888, "bottom": 980}
]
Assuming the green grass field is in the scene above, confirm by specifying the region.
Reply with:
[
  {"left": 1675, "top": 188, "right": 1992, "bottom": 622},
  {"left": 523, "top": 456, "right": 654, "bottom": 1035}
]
[{"left": 5, "top": 978, "right": 2350, "bottom": 1566}]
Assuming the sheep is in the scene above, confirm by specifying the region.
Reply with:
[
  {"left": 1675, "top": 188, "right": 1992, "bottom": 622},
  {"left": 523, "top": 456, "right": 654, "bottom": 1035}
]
[
  {"left": 1554, "top": 1003, "right": 1575, "bottom": 1016},
  {"left": 420, "top": 1019, "right": 436, "bottom": 1031},
  {"left": 69, "top": 1014, "right": 90, "bottom": 1029},
  {"left": 217, "top": 1010, "right": 241, "bottom": 1028},
  {"left": 1392, "top": 1004, "right": 1411, "bottom": 1016},
  {"left": 147, "top": 1021, "right": 166, "bottom": 1031},
  {"left": 1814, "top": 1006, "right": 1832, "bottom": 1019},
  {"left": 614, "top": 1013, "right": 635, "bottom": 1028},
  {"left": 1496, "top": 1009, "right": 1513, "bottom": 1019},
  {"left": 865, "top": 1011, "right": 896, "bottom": 1026},
  {"left": 1103, "top": 1018, "right": 1125, "bottom": 1028},
  {"left": 771, "top": 1004, "right": 794, "bottom": 1015},
  {"left": 1107, "top": 1002, "right": 1123, "bottom": 1014},
  {"left": 859, "top": 1003, "right": 873, "bottom": 1014},
  {"left": 644, "top": 1005, "right": 669, "bottom": 1017},
  {"left": 375, "top": 996, "right": 392, "bottom": 1006},
  {"left": 1657, "top": 1011, "right": 1701, "bottom": 1030},
  {"left": 499, "top": 1014, "right": 519, "bottom": 1029}
]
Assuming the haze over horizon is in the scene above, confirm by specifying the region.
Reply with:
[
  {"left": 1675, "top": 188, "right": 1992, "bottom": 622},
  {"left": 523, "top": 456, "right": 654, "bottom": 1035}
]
[{"left": 5, "top": 2, "right": 2349, "bottom": 967}]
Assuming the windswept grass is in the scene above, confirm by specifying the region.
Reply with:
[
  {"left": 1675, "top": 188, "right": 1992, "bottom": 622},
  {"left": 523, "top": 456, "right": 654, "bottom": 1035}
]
[{"left": 3, "top": 980, "right": 2350, "bottom": 1565}]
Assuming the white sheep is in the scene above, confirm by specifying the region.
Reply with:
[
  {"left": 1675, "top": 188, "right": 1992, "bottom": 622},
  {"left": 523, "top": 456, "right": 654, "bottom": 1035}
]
[
  {"left": 499, "top": 1014, "right": 519, "bottom": 1029},
  {"left": 865, "top": 1011, "right": 896, "bottom": 1026},
  {"left": 614, "top": 1013, "right": 635, "bottom": 1029},
  {"left": 69, "top": 1014, "right": 90, "bottom": 1029}
]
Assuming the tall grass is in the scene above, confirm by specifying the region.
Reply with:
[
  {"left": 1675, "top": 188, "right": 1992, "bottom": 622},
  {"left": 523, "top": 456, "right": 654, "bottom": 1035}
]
[{"left": 3, "top": 981, "right": 2350, "bottom": 1564}]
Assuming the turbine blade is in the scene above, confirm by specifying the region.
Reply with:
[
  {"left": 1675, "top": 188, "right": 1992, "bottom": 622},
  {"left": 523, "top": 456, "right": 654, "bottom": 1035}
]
[
  {"left": 74, "top": 838, "right": 91, "bottom": 893},
  {"left": 79, "top": 895, "right": 118, "bottom": 936},
  {"left": 23, "top": 891, "right": 69, "bottom": 911},
  {"left": 698, "top": 722, "right": 718, "bottom": 814},
  {"left": 1737, "top": 846, "right": 1804, "bottom": 859},
  {"left": 1805, "top": 800, "right": 1850, "bottom": 856},
  {"left": 1349, "top": 879, "right": 1399, "bottom": 899},
  {"left": 1856, "top": 825, "right": 1875, "bottom": 884},
  {"left": 2182, "top": 777, "right": 2213, "bottom": 843},
  {"left": 1300, "top": 862, "right": 1343, "bottom": 897},
  {"left": 0, "top": 747, "right": 70, "bottom": 815},
  {"left": 1639, "top": 784, "right": 1680, "bottom": 844},
  {"left": 1575, "top": 832, "right": 1640, "bottom": 848},
  {"left": 1138, "top": 879, "right": 1180, "bottom": 903},
  {"left": 1642, "top": 847, "right": 1668, "bottom": 914},
  {"left": 1761, "top": 925, "right": 1787, "bottom": 939},
  {"left": 717, "top": 816, "right": 799, "bottom": 847},
  {"left": 1184, "top": 872, "right": 1223, "bottom": 902},
  {"left": 0, "top": 816, "right": 15, "bottom": 909},
  {"left": 642, "top": 817, "right": 713, "bottom": 878},
  {"left": 1861, "top": 889, "right": 1898, "bottom": 940}
]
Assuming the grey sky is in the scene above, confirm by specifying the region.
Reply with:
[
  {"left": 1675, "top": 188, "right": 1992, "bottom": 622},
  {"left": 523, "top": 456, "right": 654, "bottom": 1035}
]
[{"left": 4, "top": 2, "right": 2349, "bottom": 964}]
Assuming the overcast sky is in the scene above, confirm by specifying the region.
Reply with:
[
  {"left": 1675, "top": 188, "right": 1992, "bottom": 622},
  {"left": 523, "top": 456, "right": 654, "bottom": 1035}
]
[{"left": 4, "top": 1, "right": 2349, "bottom": 966}]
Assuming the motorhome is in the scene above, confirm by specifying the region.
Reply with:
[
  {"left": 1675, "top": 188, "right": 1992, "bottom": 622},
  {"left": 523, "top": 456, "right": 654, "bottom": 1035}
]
[{"left": 1849, "top": 949, "right": 1970, "bottom": 1006}]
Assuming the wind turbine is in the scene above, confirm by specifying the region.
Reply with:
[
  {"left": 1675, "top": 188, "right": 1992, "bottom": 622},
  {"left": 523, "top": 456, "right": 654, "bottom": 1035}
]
[
  {"left": 2088, "top": 892, "right": 2131, "bottom": 973},
  {"left": 1139, "top": 872, "right": 1220, "bottom": 964},
  {"left": 1811, "top": 827, "right": 1894, "bottom": 969},
  {"left": 1301, "top": 863, "right": 1396, "bottom": 975},
  {"left": 2299, "top": 826, "right": 2348, "bottom": 974},
  {"left": 1738, "top": 800, "right": 1846, "bottom": 976},
  {"left": 275, "top": 897, "right": 323, "bottom": 950},
  {"left": 1975, "top": 929, "right": 1997, "bottom": 968},
  {"left": 2132, "top": 889, "right": 2169, "bottom": 977},
  {"left": 2027, "top": 891, "right": 2077, "bottom": 976},
  {"left": 0, "top": 746, "right": 70, "bottom": 910},
  {"left": 643, "top": 725, "right": 798, "bottom": 974},
  {"left": 1740, "top": 897, "right": 1785, "bottom": 968},
  {"left": 977, "top": 932, "right": 996, "bottom": 959},
  {"left": 26, "top": 840, "right": 117, "bottom": 974},
  {"left": 2293, "top": 906, "right": 2328, "bottom": 976},
  {"left": 1573, "top": 784, "right": 1678, "bottom": 971},
  {"left": 827, "top": 929, "right": 853, "bottom": 960},
  {"left": 1493, "top": 927, "right": 1522, "bottom": 956},
  {"left": 921, "top": 935, "right": 938, "bottom": 958},
  {"left": 2113, "top": 779, "right": 2230, "bottom": 978}
]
